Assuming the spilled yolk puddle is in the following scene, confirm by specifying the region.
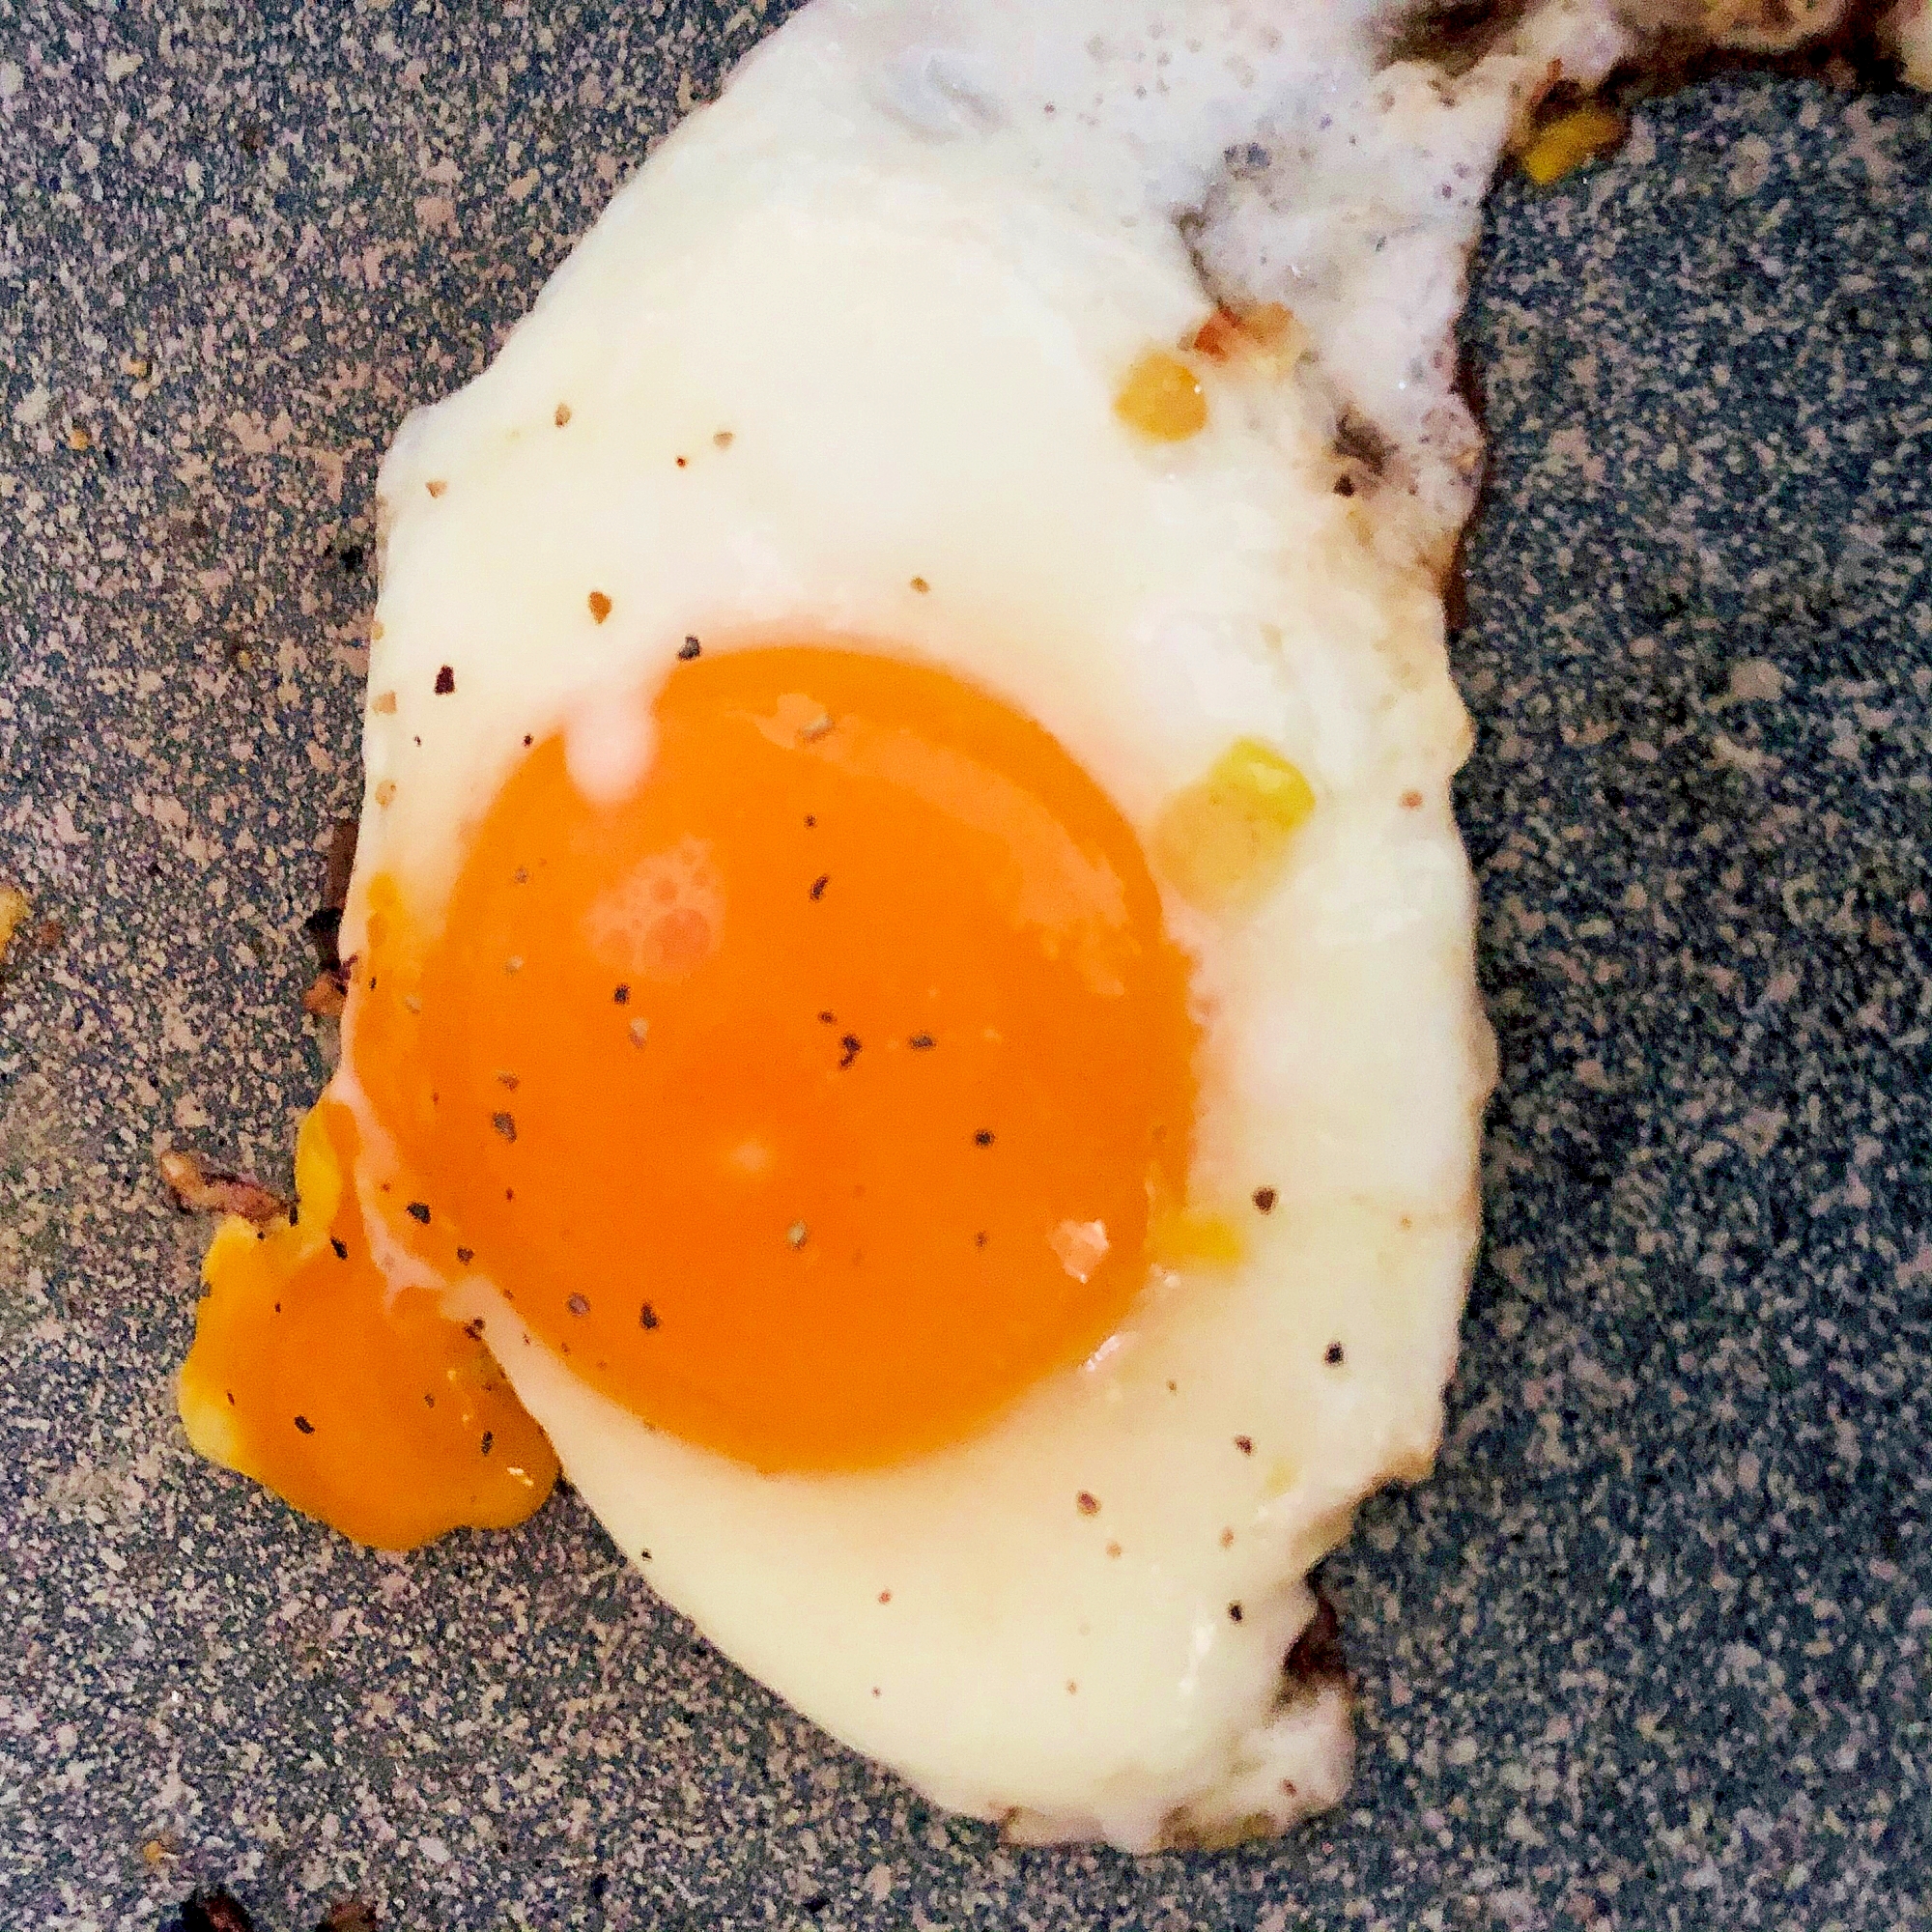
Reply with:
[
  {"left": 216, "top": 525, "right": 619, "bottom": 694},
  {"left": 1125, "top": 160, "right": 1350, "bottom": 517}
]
[
  {"left": 184, "top": 644, "right": 1202, "bottom": 1537},
  {"left": 179, "top": 1098, "right": 558, "bottom": 1549}
]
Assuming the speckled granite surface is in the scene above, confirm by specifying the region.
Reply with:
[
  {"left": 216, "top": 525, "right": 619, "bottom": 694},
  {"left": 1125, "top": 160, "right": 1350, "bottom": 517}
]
[{"left": 2, "top": 3, "right": 1928, "bottom": 1925}]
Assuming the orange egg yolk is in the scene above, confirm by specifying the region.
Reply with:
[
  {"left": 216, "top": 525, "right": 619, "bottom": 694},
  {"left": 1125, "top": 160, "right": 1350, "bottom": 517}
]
[
  {"left": 178, "top": 1096, "right": 559, "bottom": 1548},
  {"left": 185, "top": 643, "right": 1199, "bottom": 1535}
]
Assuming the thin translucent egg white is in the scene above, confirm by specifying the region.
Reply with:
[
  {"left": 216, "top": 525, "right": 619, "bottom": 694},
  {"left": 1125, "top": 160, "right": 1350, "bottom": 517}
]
[{"left": 337, "top": 0, "right": 1674, "bottom": 1855}]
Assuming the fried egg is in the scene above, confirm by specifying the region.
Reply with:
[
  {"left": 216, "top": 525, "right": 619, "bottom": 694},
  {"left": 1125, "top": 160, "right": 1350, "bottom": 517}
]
[{"left": 176, "top": 0, "right": 1776, "bottom": 1855}]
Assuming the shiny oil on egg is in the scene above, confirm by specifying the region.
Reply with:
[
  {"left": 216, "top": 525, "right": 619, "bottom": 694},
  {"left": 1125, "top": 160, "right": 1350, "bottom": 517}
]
[{"left": 174, "top": 0, "right": 1546, "bottom": 1854}]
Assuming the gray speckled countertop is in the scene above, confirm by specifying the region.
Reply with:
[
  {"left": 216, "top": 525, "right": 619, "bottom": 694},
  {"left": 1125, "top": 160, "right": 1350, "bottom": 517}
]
[{"left": 2, "top": 4, "right": 1929, "bottom": 1927}]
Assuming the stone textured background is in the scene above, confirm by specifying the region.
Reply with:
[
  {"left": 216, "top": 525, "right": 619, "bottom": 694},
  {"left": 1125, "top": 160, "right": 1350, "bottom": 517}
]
[{"left": 1, "top": 4, "right": 1927, "bottom": 1927}]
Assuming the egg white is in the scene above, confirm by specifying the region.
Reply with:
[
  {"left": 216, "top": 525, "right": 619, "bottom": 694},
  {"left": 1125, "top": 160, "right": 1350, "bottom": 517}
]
[{"left": 329, "top": 0, "right": 1590, "bottom": 1852}]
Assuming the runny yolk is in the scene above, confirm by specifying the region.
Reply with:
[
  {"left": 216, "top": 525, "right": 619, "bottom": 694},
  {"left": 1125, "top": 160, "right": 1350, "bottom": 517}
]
[
  {"left": 178, "top": 1096, "right": 559, "bottom": 1549},
  {"left": 185, "top": 643, "right": 1199, "bottom": 1523}
]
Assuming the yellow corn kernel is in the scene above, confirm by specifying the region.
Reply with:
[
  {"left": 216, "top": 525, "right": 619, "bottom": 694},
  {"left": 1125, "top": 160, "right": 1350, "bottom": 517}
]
[
  {"left": 1151, "top": 1209, "right": 1245, "bottom": 1272},
  {"left": 1519, "top": 102, "right": 1627, "bottom": 186},
  {"left": 1151, "top": 739, "right": 1317, "bottom": 913},
  {"left": 1114, "top": 351, "right": 1208, "bottom": 442}
]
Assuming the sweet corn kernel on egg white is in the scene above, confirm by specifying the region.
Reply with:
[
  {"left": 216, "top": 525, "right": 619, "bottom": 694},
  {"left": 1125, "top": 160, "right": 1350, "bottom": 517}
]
[{"left": 317, "top": 0, "right": 1684, "bottom": 1854}]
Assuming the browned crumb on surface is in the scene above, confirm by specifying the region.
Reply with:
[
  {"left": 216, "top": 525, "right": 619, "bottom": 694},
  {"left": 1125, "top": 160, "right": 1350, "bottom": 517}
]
[
  {"left": 1284, "top": 1589, "right": 1349, "bottom": 1692},
  {"left": 158, "top": 1149, "right": 291, "bottom": 1225},
  {"left": 177, "top": 1887, "right": 258, "bottom": 1932},
  {"left": 0, "top": 884, "right": 29, "bottom": 963},
  {"left": 302, "top": 970, "right": 348, "bottom": 1017},
  {"left": 298, "top": 816, "right": 360, "bottom": 1018},
  {"left": 324, "top": 816, "right": 358, "bottom": 909},
  {"left": 317, "top": 1899, "right": 381, "bottom": 1932}
]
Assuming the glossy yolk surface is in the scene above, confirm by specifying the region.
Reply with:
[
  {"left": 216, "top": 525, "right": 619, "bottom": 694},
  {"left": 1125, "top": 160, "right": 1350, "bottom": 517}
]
[
  {"left": 355, "top": 643, "right": 1199, "bottom": 1473},
  {"left": 178, "top": 1097, "right": 559, "bottom": 1549}
]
